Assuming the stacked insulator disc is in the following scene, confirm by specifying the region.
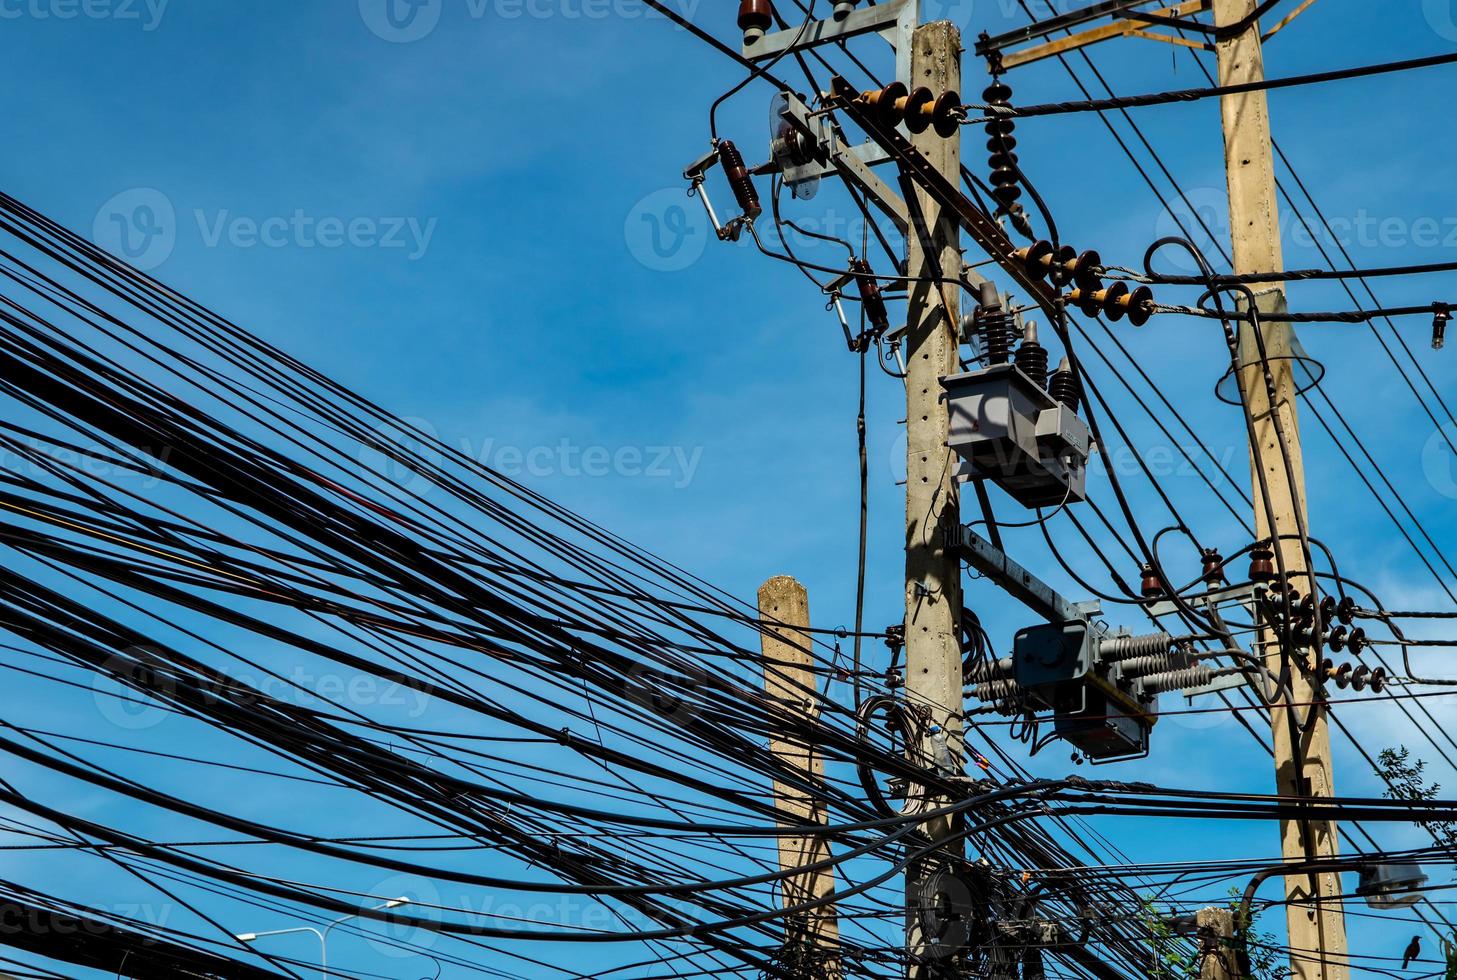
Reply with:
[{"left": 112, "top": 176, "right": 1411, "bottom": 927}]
[{"left": 984, "top": 81, "right": 1020, "bottom": 216}]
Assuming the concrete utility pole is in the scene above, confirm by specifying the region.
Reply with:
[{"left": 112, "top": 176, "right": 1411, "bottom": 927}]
[
  {"left": 902, "top": 19, "right": 965, "bottom": 980},
  {"left": 1196, "top": 907, "right": 1237, "bottom": 980},
  {"left": 757, "top": 576, "right": 842, "bottom": 977},
  {"left": 1212, "top": 1, "right": 1347, "bottom": 976}
]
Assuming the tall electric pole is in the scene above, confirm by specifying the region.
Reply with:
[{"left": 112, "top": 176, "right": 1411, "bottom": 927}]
[
  {"left": 902, "top": 19, "right": 965, "bottom": 980},
  {"left": 757, "top": 576, "right": 842, "bottom": 978},
  {"left": 1212, "top": 1, "right": 1347, "bottom": 976}
]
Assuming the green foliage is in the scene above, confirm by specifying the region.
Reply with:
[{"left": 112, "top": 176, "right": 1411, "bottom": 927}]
[
  {"left": 1138, "top": 893, "right": 1288, "bottom": 980},
  {"left": 1140, "top": 897, "right": 1193, "bottom": 979},
  {"left": 1377, "top": 746, "right": 1457, "bottom": 848}
]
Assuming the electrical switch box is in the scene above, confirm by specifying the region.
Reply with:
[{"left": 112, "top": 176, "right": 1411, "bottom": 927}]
[{"left": 943, "top": 363, "right": 1091, "bottom": 509}]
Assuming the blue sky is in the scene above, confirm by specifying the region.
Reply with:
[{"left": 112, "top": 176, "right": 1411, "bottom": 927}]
[{"left": 2, "top": 0, "right": 1457, "bottom": 976}]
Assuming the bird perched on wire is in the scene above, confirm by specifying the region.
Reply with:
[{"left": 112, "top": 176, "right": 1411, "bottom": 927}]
[{"left": 1402, "top": 934, "right": 1422, "bottom": 970}]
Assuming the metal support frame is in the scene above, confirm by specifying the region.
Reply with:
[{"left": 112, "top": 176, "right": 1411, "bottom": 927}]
[
  {"left": 1145, "top": 582, "right": 1263, "bottom": 702},
  {"left": 774, "top": 94, "right": 909, "bottom": 232},
  {"left": 989, "top": 0, "right": 1212, "bottom": 71},
  {"left": 745, "top": 0, "right": 919, "bottom": 90},
  {"left": 954, "top": 526, "right": 1096, "bottom": 626},
  {"left": 975, "top": 0, "right": 1167, "bottom": 54}
]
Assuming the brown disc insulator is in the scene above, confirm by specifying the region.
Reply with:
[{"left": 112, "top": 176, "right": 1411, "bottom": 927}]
[
  {"left": 1351, "top": 664, "right": 1372, "bottom": 692},
  {"left": 1327, "top": 626, "right": 1349, "bottom": 653},
  {"left": 1370, "top": 667, "right": 1388, "bottom": 694},
  {"left": 902, "top": 86, "right": 936, "bottom": 134},
  {"left": 1336, "top": 595, "right": 1356, "bottom": 625},
  {"left": 983, "top": 81, "right": 1020, "bottom": 213},
  {"left": 738, "top": 0, "right": 773, "bottom": 40},
  {"left": 1048, "top": 244, "right": 1078, "bottom": 288},
  {"left": 1332, "top": 661, "right": 1353, "bottom": 689},
  {"left": 1015, "top": 240, "right": 1056, "bottom": 281},
  {"left": 1249, "top": 541, "right": 1276, "bottom": 583},
  {"left": 1070, "top": 249, "right": 1102, "bottom": 291},
  {"left": 1347, "top": 627, "right": 1368, "bottom": 656},
  {"left": 1122, "top": 285, "right": 1155, "bottom": 327},
  {"left": 1295, "top": 593, "right": 1317, "bottom": 631},
  {"left": 1140, "top": 563, "right": 1163, "bottom": 600},
  {"left": 861, "top": 82, "right": 908, "bottom": 130},
  {"left": 932, "top": 89, "right": 962, "bottom": 138},
  {"left": 1066, "top": 287, "right": 1103, "bottom": 319},
  {"left": 1201, "top": 548, "right": 1225, "bottom": 587}
]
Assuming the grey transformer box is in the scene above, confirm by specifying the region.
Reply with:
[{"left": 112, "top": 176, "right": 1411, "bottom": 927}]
[{"left": 942, "top": 362, "right": 1092, "bottom": 509}]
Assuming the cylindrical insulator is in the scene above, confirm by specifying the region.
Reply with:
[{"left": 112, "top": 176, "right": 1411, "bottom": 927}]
[
  {"left": 1014, "top": 320, "right": 1048, "bottom": 386},
  {"left": 1048, "top": 357, "right": 1081, "bottom": 412},
  {"left": 717, "top": 139, "right": 761, "bottom": 220},
  {"left": 1100, "top": 631, "right": 1172, "bottom": 661},
  {"left": 832, "top": 0, "right": 855, "bottom": 20},
  {"left": 1201, "top": 548, "right": 1225, "bottom": 587},
  {"left": 972, "top": 679, "right": 1023, "bottom": 710},
  {"left": 1139, "top": 563, "right": 1162, "bottom": 600},
  {"left": 1141, "top": 665, "right": 1214, "bottom": 696},
  {"left": 851, "top": 258, "right": 889, "bottom": 334},
  {"left": 737, "top": 0, "right": 773, "bottom": 44},
  {"left": 1249, "top": 541, "right": 1276, "bottom": 583},
  {"left": 1117, "top": 651, "right": 1184, "bottom": 677},
  {"left": 965, "top": 657, "right": 1015, "bottom": 685},
  {"left": 976, "top": 283, "right": 1013, "bottom": 366},
  {"left": 982, "top": 311, "right": 1013, "bottom": 364}
]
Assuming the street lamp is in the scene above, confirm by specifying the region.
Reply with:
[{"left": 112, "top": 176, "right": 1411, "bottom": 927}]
[{"left": 237, "top": 897, "right": 411, "bottom": 979}]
